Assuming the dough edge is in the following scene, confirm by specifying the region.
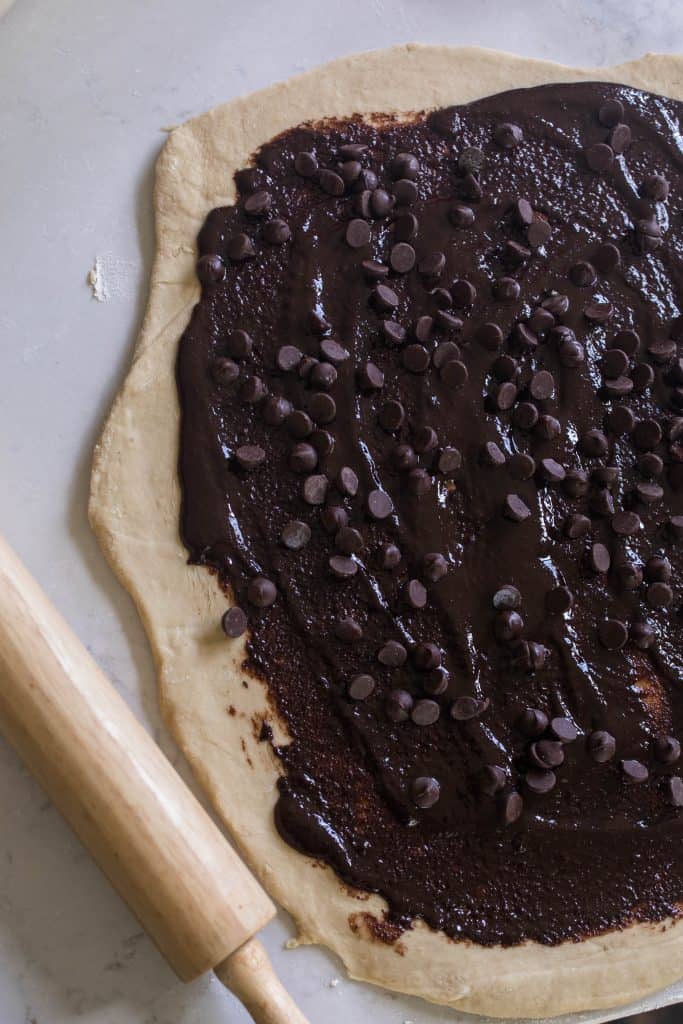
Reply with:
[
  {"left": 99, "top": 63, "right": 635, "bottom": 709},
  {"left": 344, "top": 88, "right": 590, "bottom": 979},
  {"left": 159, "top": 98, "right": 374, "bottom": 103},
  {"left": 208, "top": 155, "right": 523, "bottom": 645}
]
[{"left": 89, "top": 44, "right": 683, "bottom": 1019}]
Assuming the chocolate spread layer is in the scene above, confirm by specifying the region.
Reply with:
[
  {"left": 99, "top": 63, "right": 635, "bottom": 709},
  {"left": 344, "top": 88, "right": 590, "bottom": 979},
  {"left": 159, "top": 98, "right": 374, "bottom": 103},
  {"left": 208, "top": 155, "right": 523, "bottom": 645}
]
[{"left": 177, "top": 82, "right": 683, "bottom": 946}]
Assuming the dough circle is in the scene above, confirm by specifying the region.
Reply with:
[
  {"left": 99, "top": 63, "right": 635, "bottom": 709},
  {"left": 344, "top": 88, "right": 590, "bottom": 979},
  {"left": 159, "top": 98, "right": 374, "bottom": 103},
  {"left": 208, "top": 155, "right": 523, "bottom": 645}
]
[{"left": 90, "top": 45, "right": 683, "bottom": 1019}]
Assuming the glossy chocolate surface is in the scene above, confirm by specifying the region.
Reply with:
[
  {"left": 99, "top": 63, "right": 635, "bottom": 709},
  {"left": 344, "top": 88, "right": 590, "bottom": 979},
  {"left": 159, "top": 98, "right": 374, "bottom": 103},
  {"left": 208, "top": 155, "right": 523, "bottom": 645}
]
[{"left": 177, "top": 82, "right": 683, "bottom": 945}]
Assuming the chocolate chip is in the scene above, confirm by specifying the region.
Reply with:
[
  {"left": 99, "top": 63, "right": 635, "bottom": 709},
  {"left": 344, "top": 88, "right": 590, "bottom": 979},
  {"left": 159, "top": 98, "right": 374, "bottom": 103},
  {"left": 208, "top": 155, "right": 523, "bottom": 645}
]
[
  {"left": 391, "top": 152, "right": 420, "bottom": 180},
  {"left": 545, "top": 586, "right": 573, "bottom": 614},
  {"left": 593, "top": 239, "right": 622, "bottom": 272},
  {"left": 503, "top": 494, "right": 531, "bottom": 522},
  {"left": 328, "top": 555, "right": 358, "bottom": 579},
  {"left": 294, "top": 151, "right": 318, "bottom": 177},
  {"left": 631, "top": 621, "right": 656, "bottom": 649},
  {"left": 344, "top": 218, "right": 370, "bottom": 248},
  {"left": 263, "top": 218, "right": 291, "bottom": 244},
  {"left": 599, "top": 618, "right": 628, "bottom": 650},
  {"left": 493, "top": 382, "right": 518, "bottom": 411},
  {"left": 371, "top": 284, "right": 399, "bottom": 313},
  {"left": 641, "top": 173, "right": 669, "bottom": 201},
  {"left": 543, "top": 292, "right": 570, "bottom": 316},
  {"left": 298, "top": 356, "right": 318, "bottom": 379},
  {"left": 378, "top": 640, "right": 407, "bottom": 667},
  {"left": 338, "top": 142, "right": 367, "bottom": 161},
  {"left": 413, "top": 316, "right": 434, "bottom": 343},
  {"left": 197, "top": 253, "right": 226, "bottom": 284},
  {"left": 494, "top": 608, "right": 524, "bottom": 645},
  {"left": 635, "top": 217, "right": 663, "bottom": 253},
  {"left": 393, "top": 178, "right": 418, "bottom": 205},
  {"left": 318, "top": 168, "right": 345, "bottom": 196},
  {"left": 525, "top": 768, "right": 556, "bottom": 795},
  {"left": 654, "top": 734, "right": 681, "bottom": 764},
  {"left": 287, "top": 409, "right": 314, "bottom": 439},
  {"left": 308, "top": 392, "right": 336, "bottom": 424},
  {"left": 423, "top": 668, "right": 449, "bottom": 696},
  {"left": 370, "top": 188, "right": 394, "bottom": 218},
  {"left": 513, "top": 198, "right": 534, "bottom": 225},
  {"left": 504, "top": 241, "right": 531, "bottom": 266},
  {"left": 499, "top": 788, "right": 523, "bottom": 825},
  {"left": 401, "top": 344, "right": 429, "bottom": 374},
  {"left": 339, "top": 160, "right": 362, "bottom": 186},
  {"left": 585, "top": 142, "right": 614, "bottom": 172},
  {"left": 320, "top": 505, "right": 348, "bottom": 533},
  {"left": 528, "top": 217, "right": 552, "bottom": 249},
  {"left": 227, "top": 329, "right": 254, "bottom": 359},
  {"left": 241, "top": 375, "right": 266, "bottom": 404},
  {"left": 247, "top": 576, "right": 277, "bottom": 608},
  {"left": 386, "top": 689, "right": 413, "bottom": 722},
  {"left": 281, "top": 520, "right": 312, "bottom": 551},
  {"left": 422, "top": 552, "right": 448, "bottom": 583},
  {"left": 393, "top": 444, "right": 417, "bottom": 471},
  {"left": 413, "top": 425, "right": 439, "bottom": 453},
  {"left": 563, "top": 469, "right": 590, "bottom": 498},
  {"left": 479, "top": 765, "right": 507, "bottom": 796},
  {"left": 529, "top": 370, "right": 555, "bottom": 401},
  {"left": 476, "top": 323, "right": 504, "bottom": 351},
  {"left": 603, "top": 375, "right": 634, "bottom": 398},
  {"left": 451, "top": 696, "right": 489, "bottom": 721},
  {"left": 598, "top": 98, "right": 624, "bottom": 127},
  {"left": 311, "top": 362, "right": 338, "bottom": 391},
  {"left": 529, "top": 307, "right": 556, "bottom": 333},
  {"left": 586, "top": 730, "right": 616, "bottom": 763},
  {"left": 636, "top": 482, "right": 664, "bottom": 505},
  {"left": 559, "top": 338, "right": 586, "bottom": 368},
  {"left": 570, "top": 260, "right": 597, "bottom": 287},
  {"left": 413, "top": 642, "right": 441, "bottom": 671},
  {"left": 275, "top": 344, "right": 301, "bottom": 373},
  {"left": 509, "top": 453, "right": 536, "bottom": 480},
  {"left": 394, "top": 212, "right": 418, "bottom": 241},
  {"left": 302, "top": 474, "right": 328, "bottom": 505},
  {"left": 606, "top": 404, "right": 636, "bottom": 435},
  {"left": 481, "top": 441, "right": 506, "bottom": 467},
  {"left": 335, "top": 526, "right": 363, "bottom": 555},
  {"left": 244, "top": 189, "right": 271, "bottom": 216},
  {"left": 609, "top": 123, "right": 631, "bottom": 153},
  {"left": 405, "top": 579, "right": 427, "bottom": 609},
  {"left": 670, "top": 515, "right": 683, "bottom": 538},
  {"left": 612, "top": 511, "right": 642, "bottom": 536},
  {"left": 436, "top": 344, "right": 462, "bottom": 372},
  {"left": 411, "top": 699, "right": 440, "bottom": 726},
  {"left": 380, "top": 320, "right": 406, "bottom": 346},
  {"left": 348, "top": 674, "right": 375, "bottom": 700},
  {"left": 585, "top": 299, "right": 614, "bottom": 322},
  {"left": 440, "top": 359, "right": 468, "bottom": 388},
  {"left": 565, "top": 513, "right": 591, "bottom": 539},
  {"left": 419, "top": 252, "right": 446, "bottom": 280},
  {"left": 621, "top": 759, "right": 649, "bottom": 782},
  {"left": 357, "top": 361, "right": 384, "bottom": 391},
  {"left": 451, "top": 279, "right": 476, "bottom": 308},
  {"left": 316, "top": 341, "right": 347, "bottom": 369},
  {"left": 211, "top": 358, "right": 240, "bottom": 386},
  {"left": 492, "top": 276, "right": 520, "bottom": 303},
  {"left": 633, "top": 362, "right": 656, "bottom": 392},
  {"left": 495, "top": 122, "right": 523, "bottom": 148},
  {"left": 389, "top": 242, "right": 416, "bottom": 273},
  {"left": 580, "top": 428, "right": 609, "bottom": 456},
  {"left": 647, "top": 581, "right": 674, "bottom": 607},
  {"left": 411, "top": 776, "right": 440, "bottom": 808},
  {"left": 549, "top": 717, "right": 577, "bottom": 743},
  {"left": 362, "top": 260, "right": 390, "bottom": 282},
  {"left": 380, "top": 543, "right": 402, "bottom": 570},
  {"left": 226, "top": 233, "right": 256, "bottom": 261},
  {"left": 588, "top": 543, "right": 611, "bottom": 574},
  {"left": 529, "top": 740, "right": 564, "bottom": 770},
  {"left": 437, "top": 447, "right": 462, "bottom": 475},
  {"left": 449, "top": 203, "right": 475, "bottom": 227},
  {"left": 432, "top": 287, "right": 454, "bottom": 309},
  {"left": 665, "top": 776, "right": 683, "bottom": 807},
  {"left": 518, "top": 707, "right": 549, "bottom": 737},
  {"left": 221, "top": 606, "right": 248, "bottom": 637},
  {"left": 235, "top": 444, "right": 266, "bottom": 471},
  {"left": 591, "top": 488, "right": 615, "bottom": 517},
  {"left": 492, "top": 355, "right": 518, "bottom": 382},
  {"left": 367, "top": 489, "right": 393, "bottom": 520},
  {"left": 512, "top": 402, "right": 539, "bottom": 431}
]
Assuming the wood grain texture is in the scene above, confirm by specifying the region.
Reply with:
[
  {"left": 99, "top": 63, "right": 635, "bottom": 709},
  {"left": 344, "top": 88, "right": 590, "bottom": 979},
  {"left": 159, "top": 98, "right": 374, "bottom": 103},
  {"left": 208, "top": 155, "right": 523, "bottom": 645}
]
[
  {"left": 215, "top": 938, "right": 309, "bottom": 1024},
  {"left": 0, "top": 532, "right": 275, "bottom": 982}
]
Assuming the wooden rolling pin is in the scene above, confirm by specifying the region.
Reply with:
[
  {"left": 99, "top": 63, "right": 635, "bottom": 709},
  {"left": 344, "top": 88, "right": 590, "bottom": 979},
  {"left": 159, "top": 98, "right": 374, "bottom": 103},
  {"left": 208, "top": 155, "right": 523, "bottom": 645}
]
[{"left": 0, "top": 533, "right": 308, "bottom": 1024}]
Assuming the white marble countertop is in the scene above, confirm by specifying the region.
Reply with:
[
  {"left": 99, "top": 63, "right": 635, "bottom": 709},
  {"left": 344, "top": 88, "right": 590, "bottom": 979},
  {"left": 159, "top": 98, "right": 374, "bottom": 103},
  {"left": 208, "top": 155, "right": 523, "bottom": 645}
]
[{"left": 2, "top": 2, "right": 683, "bottom": 1022}]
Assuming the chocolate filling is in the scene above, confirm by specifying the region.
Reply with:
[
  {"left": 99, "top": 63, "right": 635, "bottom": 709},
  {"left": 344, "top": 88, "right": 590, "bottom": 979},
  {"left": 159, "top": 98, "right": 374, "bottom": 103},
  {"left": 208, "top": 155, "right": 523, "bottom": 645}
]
[{"left": 177, "top": 82, "right": 683, "bottom": 946}]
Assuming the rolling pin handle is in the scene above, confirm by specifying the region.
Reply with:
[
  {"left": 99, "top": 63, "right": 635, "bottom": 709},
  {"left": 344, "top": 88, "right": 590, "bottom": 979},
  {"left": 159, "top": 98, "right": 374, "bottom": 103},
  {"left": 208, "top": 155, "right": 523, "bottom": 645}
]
[{"left": 214, "top": 937, "right": 309, "bottom": 1024}]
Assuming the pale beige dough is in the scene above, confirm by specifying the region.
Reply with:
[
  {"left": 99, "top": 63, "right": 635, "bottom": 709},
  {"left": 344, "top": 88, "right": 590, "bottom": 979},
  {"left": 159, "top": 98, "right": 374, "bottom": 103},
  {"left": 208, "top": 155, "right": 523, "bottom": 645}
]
[{"left": 90, "top": 44, "right": 683, "bottom": 1019}]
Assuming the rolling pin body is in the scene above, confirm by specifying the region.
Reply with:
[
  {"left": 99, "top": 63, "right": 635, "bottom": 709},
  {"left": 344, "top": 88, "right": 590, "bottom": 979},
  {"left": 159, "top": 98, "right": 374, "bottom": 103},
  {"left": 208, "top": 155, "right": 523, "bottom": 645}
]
[{"left": 0, "top": 533, "right": 275, "bottom": 980}]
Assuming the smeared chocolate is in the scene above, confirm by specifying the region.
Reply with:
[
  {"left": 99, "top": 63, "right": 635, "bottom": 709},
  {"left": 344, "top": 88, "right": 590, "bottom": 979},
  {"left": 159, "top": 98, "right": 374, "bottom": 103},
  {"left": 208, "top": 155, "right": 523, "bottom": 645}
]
[{"left": 177, "top": 82, "right": 683, "bottom": 946}]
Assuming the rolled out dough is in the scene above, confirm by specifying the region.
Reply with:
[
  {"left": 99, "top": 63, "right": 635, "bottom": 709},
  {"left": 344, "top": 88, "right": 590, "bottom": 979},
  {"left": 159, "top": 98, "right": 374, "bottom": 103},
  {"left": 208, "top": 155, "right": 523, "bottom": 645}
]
[{"left": 89, "top": 44, "right": 683, "bottom": 1018}]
